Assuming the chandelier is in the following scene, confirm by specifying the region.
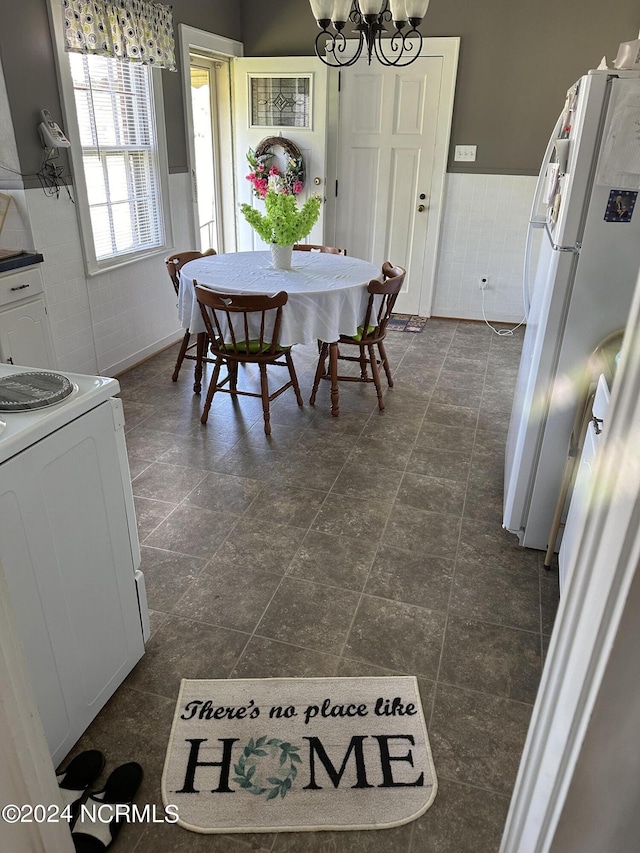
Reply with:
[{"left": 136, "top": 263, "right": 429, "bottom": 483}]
[{"left": 308, "top": 0, "right": 430, "bottom": 68}]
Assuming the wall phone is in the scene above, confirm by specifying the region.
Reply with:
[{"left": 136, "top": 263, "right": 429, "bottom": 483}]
[{"left": 38, "top": 109, "right": 70, "bottom": 148}]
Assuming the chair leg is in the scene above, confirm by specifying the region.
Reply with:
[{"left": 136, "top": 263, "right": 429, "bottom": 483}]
[
  {"left": 378, "top": 340, "right": 394, "bottom": 387},
  {"left": 368, "top": 343, "right": 384, "bottom": 410},
  {"left": 285, "top": 352, "right": 304, "bottom": 407},
  {"left": 358, "top": 344, "right": 369, "bottom": 380},
  {"left": 194, "top": 332, "right": 207, "bottom": 394},
  {"left": 310, "top": 342, "right": 329, "bottom": 406},
  {"left": 259, "top": 363, "right": 271, "bottom": 435},
  {"left": 172, "top": 329, "right": 192, "bottom": 382},
  {"left": 329, "top": 342, "right": 340, "bottom": 417},
  {"left": 200, "top": 356, "right": 222, "bottom": 424},
  {"left": 229, "top": 361, "right": 238, "bottom": 392}
]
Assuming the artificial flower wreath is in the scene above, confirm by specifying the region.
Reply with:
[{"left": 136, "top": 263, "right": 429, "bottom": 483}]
[{"left": 246, "top": 136, "right": 305, "bottom": 199}]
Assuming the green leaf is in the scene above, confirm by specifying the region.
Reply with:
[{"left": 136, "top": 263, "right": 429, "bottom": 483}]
[
  {"left": 246, "top": 766, "right": 255, "bottom": 779},
  {"left": 290, "top": 753, "right": 302, "bottom": 764},
  {"left": 279, "top": 752, "right": 287, "bottom": 766},
  {"left": 282, "top": 777, "right": 292, "bottom": 792},
  {"left": 244, "top": 746, "right": 252, "bottom": 757},
  {"left": 288, "top": 745, "right": 300, "bottom": 752},
  {"left": 255, "top": 736, "right": 267, "bottom": 747},
  {"left": 233, "top": 763, "right": 243, "bottom": 776},
  {"left": 280, "top": 784, "right": 288, "bottom": 798},
  {"left": 253, "top": 749, "right": 267, "bottom": 756},
  {"left": 239, "top": 779, "right": 253, "bottom": 789},
  {"left": 247, "top": 737, "right": 255, "bottom": 752},
  {"left": 232, "top": 777, "right": 245, "bottom": 786},
  {"left": 267, "top": 777, "right": 283, "bottom": 785},
  {"left": 280, "top": 742, "right": 292, "bottom": 751},
  {"left": 267, "top": 738, "right": 280, "bottom": 746},
  {"left": 250, "top": 788, "right": 267, "bottom": 795},
  {"left": 290, "top": 765, "right": 297, "bottom": 779},
  {"left": 267, "top": 788, "right": 280, "bottom": 801}
]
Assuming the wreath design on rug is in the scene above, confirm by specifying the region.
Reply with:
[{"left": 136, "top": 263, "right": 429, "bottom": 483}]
[
  {"left": 233, "top": 736, "right": 302, "bottom": 800},
  {"left": 246, "top": 136, "right": 305, "bottom": 199}
]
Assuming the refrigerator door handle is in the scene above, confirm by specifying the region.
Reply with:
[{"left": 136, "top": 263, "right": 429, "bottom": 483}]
[{"left": 523, "top": 112, "right": 565, "bottom": 318}]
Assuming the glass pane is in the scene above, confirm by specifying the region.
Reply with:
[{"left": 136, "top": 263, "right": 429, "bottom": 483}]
[
  {"left": 250, "top": 77, "right": 310, "bottom": 128},
  {"left": 83, "top": 154, "right": 106, "bottom": 205},
  {"left": 105, "top": 155, "right": 129, "bottom": 203},
  {"left": 191, "top": 64, "right": 218, "bottom": 253}
]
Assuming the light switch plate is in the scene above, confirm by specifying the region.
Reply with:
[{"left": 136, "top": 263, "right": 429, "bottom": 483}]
[{"left": 454, "top": 145, "right": 477, "bottom": 162}]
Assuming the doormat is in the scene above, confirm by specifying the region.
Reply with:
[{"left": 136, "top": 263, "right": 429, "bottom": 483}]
[
  {"left": 387, "top": 314, "right": 428, "bottom": 332},
  {"left": 162, "top": 676, "right": 437, "bottom": 834}
]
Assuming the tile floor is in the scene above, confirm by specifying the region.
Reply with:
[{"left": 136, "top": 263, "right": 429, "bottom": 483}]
[{"left": 62, "top": 319, "right": 560, "bottom": 852}]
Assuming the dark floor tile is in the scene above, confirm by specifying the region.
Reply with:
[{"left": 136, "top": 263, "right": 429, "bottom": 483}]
[
  {"left": 132, "top": 823, "right": 273, "bottom": 852},
  {"left": 383, "top": 504, "right": 461, "bottom": 557},
  {"left": 410, "top": 778, "right": 510, "bottom": 853},
  {"left": 267, "top": 446, "right": 350, "bottom": 491},
  {"left": 449, "top": 563, "right": 541, "bottom": 632},
  {"left": 140, "top": 546, "right": 206, "bottom": 612},
  {"left": 343, "top": 595, "right": 447, "bottom": 679},
  {"left": 462, "top": 476, "right": 503, "bottom": 525},
  {"left": 364, "top": 544, "right": 454, "bottom": 612},
  {"left": 347, "top": 434, "right": 414, "bottom": 470},
  {"left": 425, "top": 401, "right": 479, "bottom": 430},
  {"left": 125, "top": 426, "right": 181, "bottom": 463},
  {"left": 184, "top": 471, "right": 263, "bottom": 514},
  {"left": 244, "top": 484, "right": 326, "bottom": 527},
  {"left": 457, "top": 517, "right": 540, "bottom": 574},
  {"left": 134, "top": 496, "right": 178, "bottom": 541},
  {"left": 271, "top": 822, "right": 414, "bottom": 852},
  {"left": 312, "top": 493, "right": 394, "bottom": 541},
  {"left": 125, "top": 615, "right": 247, "bottom": 699},
  {"left": 213, "top": 516, "right": 305, "bottom": 576},
  {"left": 287, "top": 529, "right": 377, "bottom": 591},
  {"left": 360, "top": 413, "right": 423, "bottom": 444},
  {"left": 396, "top": 472, "right": 467, "bottom": 516},
  {"left": 440, "top": 615, "right": 541, "bottom": 703},
  {"left": 157, "top": 431, "right": 235, "bottom": 470},
  {"left": 441, "top": 354, "right": 488, "bottom": 377},
  {"left": 121, "top": 398, "right": 158, "bottom": 431},
  {"left": 256, "top": 577, "right": 360, "bottom": 655},
  {"left": 144, "top": 504, "right": 238, "bottom": 560},
  {"left": 231, "top": 636, "right": 340, "bottom": 678},
  {"left": 132, "top": 462, "right": 208, "bottom": 503},
  {"left": 330, "top": 461, "right": 403, "bottom": 502},
  {"left": 173, "top": 566, "right": 282, "bottom": 632},
  {"left": 429, "top": 684, "right": 532, "bottom": 796},
  {"left": 408, "top": 445, "right": 470, "bottom": 483},
  {"left": 415, "top": 421, "right": 475, "bottom": 457}
]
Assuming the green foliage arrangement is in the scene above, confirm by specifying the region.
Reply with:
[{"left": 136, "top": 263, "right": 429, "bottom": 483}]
[{"left": 241, "top": 189, "right": 321, "bottom": 247}]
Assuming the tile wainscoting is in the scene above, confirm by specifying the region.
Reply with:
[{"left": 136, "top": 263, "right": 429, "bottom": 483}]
[{"left": 433, "top": 173, "right": 537, "bottom": 324}]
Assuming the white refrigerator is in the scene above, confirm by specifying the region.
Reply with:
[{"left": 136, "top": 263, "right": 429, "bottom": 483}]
[{"left": 504, "top": 69, "right": 640, "bottom": 551}]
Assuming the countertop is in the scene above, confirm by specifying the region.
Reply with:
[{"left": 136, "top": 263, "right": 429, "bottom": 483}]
[{"left": 0, "top": 251, "right": 44, "bottom": 275}]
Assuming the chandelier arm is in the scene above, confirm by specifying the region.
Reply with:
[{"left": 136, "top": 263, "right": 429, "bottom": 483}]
[
  {"left": 374, "top": 25, "right": 423, "bottom": 67},
  {"left": 314, "top": 27, "right": 364, "bottom": 68}
]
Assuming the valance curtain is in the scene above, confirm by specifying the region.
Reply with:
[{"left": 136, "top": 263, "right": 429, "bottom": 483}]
[{"left": 63, "top": 0, "right": 176, "bottom": 71}]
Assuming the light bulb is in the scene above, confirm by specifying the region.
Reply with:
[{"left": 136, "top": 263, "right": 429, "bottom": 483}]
[
  {"left": 332, "top": 0, "right": 353, "bottom": 25},
  {"left": 358, "top": 0, "right": 385, "bottom": 16},
  {"left": 405, "top": 0, "right": 429, "bottom": 20},
  {"left": 309, "top": 0, "right": 334, "bottom": 22},
  {"left": 389, "top": 0, "right": 407, "bottom": 24}
]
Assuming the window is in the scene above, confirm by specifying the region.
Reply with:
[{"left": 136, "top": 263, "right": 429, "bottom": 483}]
[{"left": 70, "top": 53, "right": 165, "bottom": 264}]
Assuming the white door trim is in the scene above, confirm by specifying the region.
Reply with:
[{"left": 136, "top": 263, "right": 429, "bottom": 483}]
[
  {"left": 178, "top": 25, "right": 243, "bottom": 249},
  {"left": 328, "top": 37, "right": 459, "bottom": 316},
  {"left": 500, "top": 272, "right": 640, "bottom": 851}
]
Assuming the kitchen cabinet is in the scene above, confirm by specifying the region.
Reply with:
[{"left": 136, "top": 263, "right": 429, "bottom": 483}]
[{"left": 0, "top": 265, "right": 56, "bottom": 369}]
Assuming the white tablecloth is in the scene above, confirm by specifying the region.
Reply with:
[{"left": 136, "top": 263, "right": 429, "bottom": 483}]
[{"left": 179, "top": 251, "right": 382, "bottom": 348}]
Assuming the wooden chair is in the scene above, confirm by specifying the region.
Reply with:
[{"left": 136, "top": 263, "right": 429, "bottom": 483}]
[
  {"left": 309, "top": 262, "right": 406, "bottom": 414},
  {"left": 293, "top": 244, "right": 346, "bottom": 255},
  {"left": 195, "top": 284, "right": 303, "bottom": 435},
  {"left": 165, "top": 249, "right": 215, "bottom": 393}
]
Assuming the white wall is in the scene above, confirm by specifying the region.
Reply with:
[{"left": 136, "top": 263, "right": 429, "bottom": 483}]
[{"left": 433, "top": 173, "right": 536, "bottom": 323}]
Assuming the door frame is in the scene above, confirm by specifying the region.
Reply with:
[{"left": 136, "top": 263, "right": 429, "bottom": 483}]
[
  {"left": 178, "top": 25, "right": 243, "bottom": 252},
  {"left": 325, "top": 37, "right": 459, "bottom": 316}
]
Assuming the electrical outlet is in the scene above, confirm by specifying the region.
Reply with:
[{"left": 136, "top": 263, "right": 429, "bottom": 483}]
[
  {"left": 454, "top": 145, "right": 477, "bottom": 162},
  {"left": 479, "top": 276, "right": 489, "bottom": 289}
]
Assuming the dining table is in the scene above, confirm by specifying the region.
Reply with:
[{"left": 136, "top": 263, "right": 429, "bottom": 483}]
[{"left": 178, "top": 250, "right": 382, "bottom": 415}]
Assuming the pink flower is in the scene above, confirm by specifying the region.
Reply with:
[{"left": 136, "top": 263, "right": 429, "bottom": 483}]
[
  {"left": 270, "top": 166, "right": 280, "bottom": 176},
  {"left": 293, "top": 180, "right": 303, "bottom": 195}
]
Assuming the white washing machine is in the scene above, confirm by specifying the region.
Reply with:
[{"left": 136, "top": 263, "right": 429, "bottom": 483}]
[{"left": 0, "top": 363, "right": 149, "bottom": 766}]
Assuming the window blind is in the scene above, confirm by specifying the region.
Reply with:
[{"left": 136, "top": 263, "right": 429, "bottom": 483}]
[{"left": 69, "top": 52, "right": 164, "bottom": 261}]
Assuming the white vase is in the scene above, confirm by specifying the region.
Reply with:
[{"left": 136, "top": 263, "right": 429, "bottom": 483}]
[{"left": 270, "top": 243, "right": 293, "bottom": 270}]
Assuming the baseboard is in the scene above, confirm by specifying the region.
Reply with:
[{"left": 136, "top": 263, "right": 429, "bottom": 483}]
[{"left": 104, "top": 330, "right": 184, "bottom": 378}]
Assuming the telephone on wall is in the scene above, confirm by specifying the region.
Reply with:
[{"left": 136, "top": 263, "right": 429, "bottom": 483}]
[{"left": 38, "top": 109, "right": 70, "bottom": 148}]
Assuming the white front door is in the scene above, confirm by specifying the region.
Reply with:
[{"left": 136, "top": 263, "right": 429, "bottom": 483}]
[
  {"left": 334, "top": 41, "right": 458, "bottom": 315},
  {"left": 232, "top": 57, "right": 330, "bottom": 250}
]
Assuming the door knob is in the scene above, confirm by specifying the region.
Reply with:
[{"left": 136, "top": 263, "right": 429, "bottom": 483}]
[
  {"left": 417, "top": 204, "right": 426, "bottom": 212},
  {"left": 314, "top": 177, "right": 322, "bottom": 185}
]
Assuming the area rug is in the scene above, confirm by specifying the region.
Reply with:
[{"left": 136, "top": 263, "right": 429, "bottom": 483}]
[
  {"left": 162, "top": 676, "right": 437, "bottom": 834},
  {"left": 387, "top": 314, "right": 428, "bottom": 332}
]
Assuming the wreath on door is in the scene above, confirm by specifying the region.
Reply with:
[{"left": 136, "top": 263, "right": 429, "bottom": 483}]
[{"left": 246, "top": 136, "right": 305, "bottom": 199}]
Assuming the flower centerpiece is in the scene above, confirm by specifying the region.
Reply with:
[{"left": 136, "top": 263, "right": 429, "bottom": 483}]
[{"left": 241, "top": 175, "right": 321, "bottom": 270}]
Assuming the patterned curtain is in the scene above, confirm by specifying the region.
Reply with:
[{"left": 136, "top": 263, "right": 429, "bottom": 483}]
[{"left": 63, "top": 0, "right": 176, "bottom": 71}]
